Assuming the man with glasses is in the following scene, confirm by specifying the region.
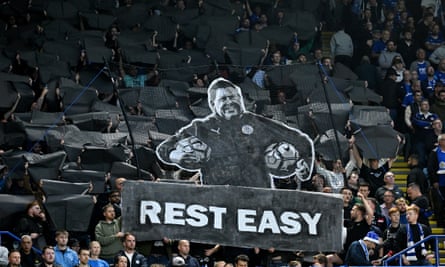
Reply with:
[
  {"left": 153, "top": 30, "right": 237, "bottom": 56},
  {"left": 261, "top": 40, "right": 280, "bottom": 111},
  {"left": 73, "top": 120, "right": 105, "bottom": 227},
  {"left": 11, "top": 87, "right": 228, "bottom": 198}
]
[
  {"left": 374, "top": 172, "right": 403, "bottom": 204},
  {"left": 379, "top": 190, "right": 396, "bottom": 222}
]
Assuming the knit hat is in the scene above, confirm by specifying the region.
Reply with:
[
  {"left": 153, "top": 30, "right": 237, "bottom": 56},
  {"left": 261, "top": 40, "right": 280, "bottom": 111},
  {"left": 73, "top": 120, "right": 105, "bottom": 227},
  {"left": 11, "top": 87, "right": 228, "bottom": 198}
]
[{"left": 363, "top": 231, "right": 380, "bottom": 245}]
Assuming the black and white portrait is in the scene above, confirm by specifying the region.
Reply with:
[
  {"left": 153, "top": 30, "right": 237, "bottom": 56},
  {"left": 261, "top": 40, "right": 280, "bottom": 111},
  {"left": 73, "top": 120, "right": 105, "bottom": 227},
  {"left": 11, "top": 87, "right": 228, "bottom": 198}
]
[{"left": 156, "top": 77, "right": 315, "bottom": 188}]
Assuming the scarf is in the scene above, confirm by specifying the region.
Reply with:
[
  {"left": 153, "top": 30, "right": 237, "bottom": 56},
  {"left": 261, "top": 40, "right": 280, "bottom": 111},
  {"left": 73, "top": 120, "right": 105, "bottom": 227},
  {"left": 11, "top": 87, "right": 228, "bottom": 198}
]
[
  {"left": 406, "top": 224, "right": 427, "bottom": 261},
  {"left": 359, "top": 239, "right": 369, "bottom": 261}
]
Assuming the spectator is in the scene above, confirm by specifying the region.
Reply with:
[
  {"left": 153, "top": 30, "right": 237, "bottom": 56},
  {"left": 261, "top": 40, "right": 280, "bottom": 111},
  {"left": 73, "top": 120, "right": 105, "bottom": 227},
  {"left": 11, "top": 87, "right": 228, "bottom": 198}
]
[
  {"left": 344, "top": 231, "right": 380, "bottom": 266},
  {"left": 382, "top": 207, "right": 401, "bottom": 259},
  {"left": 401, "top": 70, "right": 414, "bottom": 109},
  {"left": 407, "top": 154, "right": 429, "bottom": 195},
  {"left": 378, "top": 68, "right": 404, "bottom": 123},
  {"left": 311, "top": 253, "right": 327, "bottom": 267},
  {"left": 430, "top": 118, "right": 444, "bottom": 148},
  {"left": 114, "top": 233, "right": 147, "bottom": 267},
  {"left": 429, "top": 42, "right": 445, "bottom": 66},
  {"left": 427, "top": 133, "right": 445, "bottom": 228},
  {"left": 19, "top": 235, "right": 41, "bottom": 267},
  {"left": 434, "top": 59, "right": 445, "bottom": 84},
  {"left": 37, "top": 246, "right": 60, "bottom": 267},
  {"left": 358, "top": 182, "right": 371, "bottom": 199},
  {"left": 422, "top": 65, "right": 436, "bottom": 99},
  {"left": 170, "top": 240, "right": 199, "bottom": 267},
  {"left": 321, "top": 57, "right": 334, "bottom": 77},
  {"left": 396, "top": 197, "right": 409, "bottom": 225},
  {"left": 425, "top": 24, "right": 444, "bottom": 58},
  {"left": 234, "top": 255, "right": 249, "bottom": 267},
  {"left": 8, "top": 51, "right": 30, "bottom": 76},
  {"left": 95, "top": 204, "right": 124, "bottom": 264},
  {"left": 309, "top": 173, "right": 327, "bottom": 193},
  {"left": 346, "top": 171, "right": 359, "bottom": 196},
  {"left": 374, "top": 171, "right": 404, "bottom": 204},
  {"left": 14, "top": 201, "right": 50, "bottom": 249},
  {"left": 430, "top": 89, "right": 445, "bottom": 122},
  {"left": 397, "top": 29, "right": 418, "bottom": 67},
  {"left": 7, "top": 250, "right": 20, "bottom": 267},
  {"left": 405, "top": 90, "right": 423, "bottom": 132},
  {"left": 108, "top": 190, "right": 122, "bottom": 218},
  {"left": 340, "top": 187, "right": 354, "bottom": 221},
  {"left": 410, "top": 49, "right": 431, "bottom": 83},
  {"left": 395, "top": 205, "right": 434, "bottom": 266},
  {"left": 411, "top": 99, "right": 439, "bottom": 167},
  {"left": 54, "top": 230, "right": 78, "bottom": 267},
  {"left": 235, "top": 18, "right": 250, "bottom": 33},
  {"left": 315, "top": 159, "right": 345, "bottom": 193},
  {"left": 330, "top": 23, "right": 353, "bottom": 68},
  {"left": 367, "top": 197, "right": 387, "bottom": 235},
  {"left": 119, "top": 62, "right": 158, "bottom": 88},
  {"left": 114, "top": 256, "right": 127, "bottom": 267},
  {"left": 371, "top": 30, "right": 391, "bottom": 64},
  {"left": 379, "top": 190, "right": 396, "bottom": 222},
  {"left": 326, "top": 193, "right": 373, "bottom": 267},
  {"left": 77, "top": 248, "right": 90, "bottom": 267},
  {"left": 104, "top": 24, "right": 120, "bottom": 51},
  {"left": 351, "top": 137, "right": 396, "bottom": 197},
  {"left": 406, "top": 183, "right": 431, "bottom": 228},
  {"left": 266, "top": 50, "right": 286, "bottom": 66},
  {"left": 245, "top": 0, "right": 262, "bottom": 26},
  {"left": 88, "top": 241, "right": 109, "bottom": 267},
  {"left": 378, "top": 40, "right": 403, "bottom": 78},
  {"left": 354, "top": 55, "right": 380, "bottom": 91},
  {"left": 414, "top": 12, "right": 434, "bottom": 50},
  {"left": 67, "top": 239, "right": 80, "bottom": 255},
  {"left": 0, "top": 238, "right": 8, "bottom": 267}
]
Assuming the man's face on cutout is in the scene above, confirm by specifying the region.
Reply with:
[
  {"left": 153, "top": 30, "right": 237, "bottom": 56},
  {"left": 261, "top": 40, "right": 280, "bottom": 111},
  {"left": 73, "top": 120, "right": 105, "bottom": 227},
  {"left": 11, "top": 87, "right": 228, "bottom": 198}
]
[{"left": 212, "top": 87, "right": 243, "bottom": 120}]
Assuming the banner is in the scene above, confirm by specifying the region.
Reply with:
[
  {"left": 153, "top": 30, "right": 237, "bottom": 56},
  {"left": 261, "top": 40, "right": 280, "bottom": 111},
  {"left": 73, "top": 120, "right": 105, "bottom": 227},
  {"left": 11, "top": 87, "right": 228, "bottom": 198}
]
[{"left": 121, "top": 181, "right": 343, "bottom": 252}]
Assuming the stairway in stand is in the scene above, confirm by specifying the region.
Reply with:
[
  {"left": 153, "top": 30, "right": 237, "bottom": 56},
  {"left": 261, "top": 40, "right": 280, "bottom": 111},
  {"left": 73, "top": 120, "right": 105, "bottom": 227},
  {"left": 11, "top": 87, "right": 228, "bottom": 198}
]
[
  {"left": 391, "top": 156, "right": 445, "bottom": 265},
  {"left": 321, "top": 31, "right": 334, "bottom": 57}
]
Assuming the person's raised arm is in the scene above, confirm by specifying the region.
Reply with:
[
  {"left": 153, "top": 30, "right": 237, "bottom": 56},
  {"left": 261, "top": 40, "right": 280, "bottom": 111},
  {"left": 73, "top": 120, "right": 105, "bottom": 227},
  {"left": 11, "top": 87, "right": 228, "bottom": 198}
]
[
  {"left": 245, "top": 0, "right": 253, "bottom": 17},
  {"left": 259, "top": 40, "right": 270, "bottom": 66},
  {"left": 358, "top": 192, "right": 373, "bottom": 226},
  {"left": 350, "top": 136, "right": 363, "bottom": 168}
]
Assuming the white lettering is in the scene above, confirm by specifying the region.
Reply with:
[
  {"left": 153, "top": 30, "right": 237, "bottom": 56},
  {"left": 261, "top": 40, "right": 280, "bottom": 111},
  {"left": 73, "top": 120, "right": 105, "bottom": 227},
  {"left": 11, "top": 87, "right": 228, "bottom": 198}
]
[
  {"left": 279, "top": 211, "right": 301, "bottom": 234},
  {"left": 186, "top": 204, "right": 208, "bottom": 227},
  {"left": 140, "top": 201, "right": 161, "bottom": 224},
  {"left": 301, "top": 213, "right": 322, "bottom": 235},
  {"left": 164, "top": 202, "right": 185, "bottom": 225},
  {"left": 209, "top": 206, "right": 227, "bottom": 229},
  {"left": 258, "top": 210, "right": 280, "bottom": 233},
  {"left": 238, "top": 209, "right": 257, "bottom": 232}
]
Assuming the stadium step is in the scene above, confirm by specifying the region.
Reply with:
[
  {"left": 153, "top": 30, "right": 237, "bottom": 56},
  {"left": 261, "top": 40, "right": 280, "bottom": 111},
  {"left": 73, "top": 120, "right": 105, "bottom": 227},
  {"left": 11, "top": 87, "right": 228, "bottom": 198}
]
[{"left": 321, "top": 31, "right": 333, "bottom": 57}]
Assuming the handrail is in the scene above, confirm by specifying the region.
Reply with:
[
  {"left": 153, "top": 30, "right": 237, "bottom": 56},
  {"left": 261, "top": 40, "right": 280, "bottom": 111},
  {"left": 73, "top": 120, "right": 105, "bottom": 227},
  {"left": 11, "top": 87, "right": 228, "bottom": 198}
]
[
  {"left": 0, "top": 231, "right": 42, "bottom": 254},
  {"left": 382, "top": 234, "right": 445, "bottom": 266}
]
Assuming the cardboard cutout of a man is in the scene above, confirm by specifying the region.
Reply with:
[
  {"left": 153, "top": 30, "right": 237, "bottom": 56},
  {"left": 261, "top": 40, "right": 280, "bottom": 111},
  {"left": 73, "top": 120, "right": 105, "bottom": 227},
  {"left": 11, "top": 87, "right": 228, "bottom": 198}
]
[{"left": 156, "top": 77, "right": 314, "bottom": 188}]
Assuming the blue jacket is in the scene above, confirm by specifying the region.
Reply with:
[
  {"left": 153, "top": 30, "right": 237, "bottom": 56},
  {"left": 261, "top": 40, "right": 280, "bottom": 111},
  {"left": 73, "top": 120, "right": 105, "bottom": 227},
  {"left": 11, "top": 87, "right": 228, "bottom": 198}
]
[{"left": 54, "top": 246, "right": 79, "bottom": 267}]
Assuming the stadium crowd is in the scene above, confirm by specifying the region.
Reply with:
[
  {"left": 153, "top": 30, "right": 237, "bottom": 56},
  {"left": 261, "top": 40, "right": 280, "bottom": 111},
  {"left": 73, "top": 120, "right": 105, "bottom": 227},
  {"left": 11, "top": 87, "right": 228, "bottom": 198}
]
[{"left": 1, "top": 0, "right": 445, "bottom": 266}]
